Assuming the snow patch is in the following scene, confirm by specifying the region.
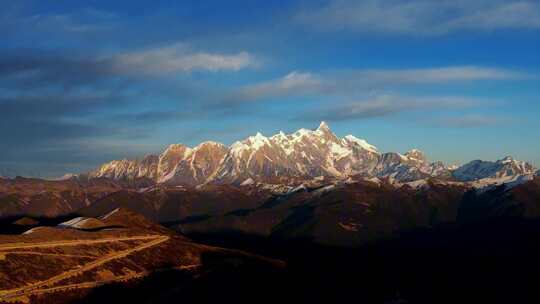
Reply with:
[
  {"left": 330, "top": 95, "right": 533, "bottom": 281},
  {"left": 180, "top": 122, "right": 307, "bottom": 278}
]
[
  {"left": 330, "top": 142, "right": 351, "bottom": 158},
  {"left": 240, "top": 178, "right": 255, "bottom": 186},
  {"left": 343, "top": 135, "right": 378, "bottom": 153},
  {"left": 23, "top": 227, "right": 45, "bottom": 235},
  {"left": 100, "top": 208, "right": 121, "bottom": 220},
  {"left": 58, "top": 217, "right": 97, "bottom": 229}
]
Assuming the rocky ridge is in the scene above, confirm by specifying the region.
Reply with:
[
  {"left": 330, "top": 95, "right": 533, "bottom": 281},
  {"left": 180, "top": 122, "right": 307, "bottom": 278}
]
[{"left": 87, "top": 122, "right": 536, "bottom": 187}]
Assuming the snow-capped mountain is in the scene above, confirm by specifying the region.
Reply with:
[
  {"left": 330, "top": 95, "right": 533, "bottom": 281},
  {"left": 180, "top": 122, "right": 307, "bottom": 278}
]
[
  {"left": 48, "top": 173, "right": 79, "bottom": 181},
  {"left": 90, "top": 155, "right": 159, "bottom": 181},
  {"left": 88, "top": 122, "right": 536, "bottom": 187},
  {"left": 91, "top": 142, "right": 228, "bottom": 185},
  {"left": 212, "top": 122, "right": 380, "bottom": 184},
  {"left": 90, "top": 122, "right": 381, "bottom": 185},
  {"left": 160, "top": 141, "right": 228, "bottom": 185},
  {"left": 452, "top": 156, "right": 536, "bottom": 182},
  {"left": 374, "top": 150, "right": 451, "bottom": 182}
]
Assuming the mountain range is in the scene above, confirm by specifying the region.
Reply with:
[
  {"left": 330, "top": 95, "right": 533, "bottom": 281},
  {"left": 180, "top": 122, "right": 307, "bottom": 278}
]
[
  {"left": 2, "top": 125, "right": 540, "bottom": 303},
  {"left": 87, "top": 122, "right": 537, "bottom": 188}
]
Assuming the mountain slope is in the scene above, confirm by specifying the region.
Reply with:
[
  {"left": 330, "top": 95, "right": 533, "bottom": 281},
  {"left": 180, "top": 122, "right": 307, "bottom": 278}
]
[
  {"left": 0, "top": 177, "right": 124, "bottom": 217},
  {"left": 77, "top": 185, "right": 271, "bottom": 223},
  {"left": 458, "top": 177, "right": 540, "bottom": 221},
  {"left": 0, "top": 209, "right": 285, "bottom": 304},
  {"left": 179, "top": 180, "right": 468, "bottom": 247}
]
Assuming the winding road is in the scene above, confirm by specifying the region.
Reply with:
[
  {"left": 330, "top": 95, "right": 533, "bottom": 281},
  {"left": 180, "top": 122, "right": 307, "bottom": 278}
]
[
  {"left": 0, "top": 235, "right": 161, "bottom": 251},
  {"left": 0, "top": 234, "right": 171, "bottom": 300}
]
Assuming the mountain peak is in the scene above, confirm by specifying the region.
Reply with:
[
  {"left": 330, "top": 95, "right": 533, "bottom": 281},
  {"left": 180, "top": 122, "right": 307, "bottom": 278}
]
[
  {"left": 500, "top": 156, "right": 515, "bottom": 163},
  {"left": 405, "top": 149, "right": 427, "bottom": 162},
  {"left": 317, "top": 121, "right": 330, "bottom": 132},
  {"left": 162, "top": 143, "right": 191, "bottom": 156},
  {"left": 315, "top": 121, "right": 338, "bottom": 142},
  {"left": 249, "top": 132, "right": 269, "bottom": 144}
]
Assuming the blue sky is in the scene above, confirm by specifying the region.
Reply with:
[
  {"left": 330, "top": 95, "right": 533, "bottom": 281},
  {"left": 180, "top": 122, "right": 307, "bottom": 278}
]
[{"left": 1, "top": 0, "right": 539, "bottom": 177}]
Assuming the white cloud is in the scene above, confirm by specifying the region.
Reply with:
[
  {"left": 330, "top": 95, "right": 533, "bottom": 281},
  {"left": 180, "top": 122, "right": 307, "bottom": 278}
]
[
  {"left": 348, "top": 66, "right": 528, "bottom": 85},
  {"left": 443, "top": 2, "right": 540, "bottom": 31},
  {"left": 296, "top": 0, "right": 540, "bottom": 35},
  {"left": 238, "top": 71, "right": 323, "bottom": 100},
  {"left": 112, "top": 43, "right": 257, "bottom": 75},
  {"left": 19, "top": 8, "right": 118, "bottom": 34},
  {"left": 233, "top": 66, "right": 528, "bottom": 102},
  {"left": 433, "top": 115, "right": 513, "bottom": 127},
  {"left": 301, "top": 95, "right": 480, "bottom": 121}
]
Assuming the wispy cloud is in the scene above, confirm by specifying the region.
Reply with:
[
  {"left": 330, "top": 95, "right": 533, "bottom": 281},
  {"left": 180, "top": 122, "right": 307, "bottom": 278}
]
[
  {"left": 432, "top": 115, "right": 513, "bottom": 128},
  {"left": 0, "top": 43, "right": 256, "bottom": 88},
  {"left": 237, "top": 71, "right": 323, "bottom": 100},
  {"left": 112, "top": 43, "right": 257, "bottom": 75},
  {"left": 296, "top": 0, "right": 540, "bottom": 35},
  {"left": 227, "top": 66, "right": 528, "bottom": 103},
  {"left": 297, "top": 95, "right": 480, "bottom": 121},
  {"left": 18, "top": 8, "right": 118, "bottom": 34},
  {"left": 349, "top": 66, "right": 528, "bottom": 84}
]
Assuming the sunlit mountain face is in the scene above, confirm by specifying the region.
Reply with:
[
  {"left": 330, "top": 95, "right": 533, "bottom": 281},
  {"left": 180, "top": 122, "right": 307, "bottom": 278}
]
[
  {"left": 1, "top": 1, "right": 540, "bottom": 303},
  {"left": 86, "top": 121, "right": 536, "bottom": 188}
]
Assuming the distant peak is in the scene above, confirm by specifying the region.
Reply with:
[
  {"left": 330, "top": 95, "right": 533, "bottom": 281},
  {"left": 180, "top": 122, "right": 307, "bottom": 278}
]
[
  {"left": 50, "top": 173, "right": 78, "bottom": 181},
  {"left": 317, "top": 121, "right": 330, "bottom": 131},
  {"left": 315, "top": 121, "right": 337, "bottom": 141},
  {"left": 499, "top": 156, "right": 516, "bottom": 164},
  {"left": 238, "top": 131, "right": 269, "bottom": 149},
  {"left": 405, "top": 149, "right": 427, "bottom": 161}
]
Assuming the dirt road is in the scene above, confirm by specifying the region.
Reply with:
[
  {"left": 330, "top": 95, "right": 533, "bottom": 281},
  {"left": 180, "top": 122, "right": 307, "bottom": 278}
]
[
  {"left": 3, "top": 251, "right": 96, "bottom": 258},
  {"left": 0, "top": 235, "right": 169, "bottom": 300},
  {"left": 11, "top": 264, "right": 204, "bottom": 297},
  {"left": 0, "top": 235, "right": 161, "bottom": 251}
]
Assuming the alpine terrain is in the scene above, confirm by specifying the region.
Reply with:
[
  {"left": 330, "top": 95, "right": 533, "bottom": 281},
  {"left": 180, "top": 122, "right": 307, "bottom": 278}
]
[{"left": 88, "top": 122, "right": 537, "bottom": 188}]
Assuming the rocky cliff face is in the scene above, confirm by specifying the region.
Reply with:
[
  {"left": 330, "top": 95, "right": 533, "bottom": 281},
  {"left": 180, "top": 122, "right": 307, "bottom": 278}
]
[
  {"left": 162, "top": 141, "right": 228, "bottom": 186},
  {"left": 90, "top": 155, "right": 159, "bottom": 181}
]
